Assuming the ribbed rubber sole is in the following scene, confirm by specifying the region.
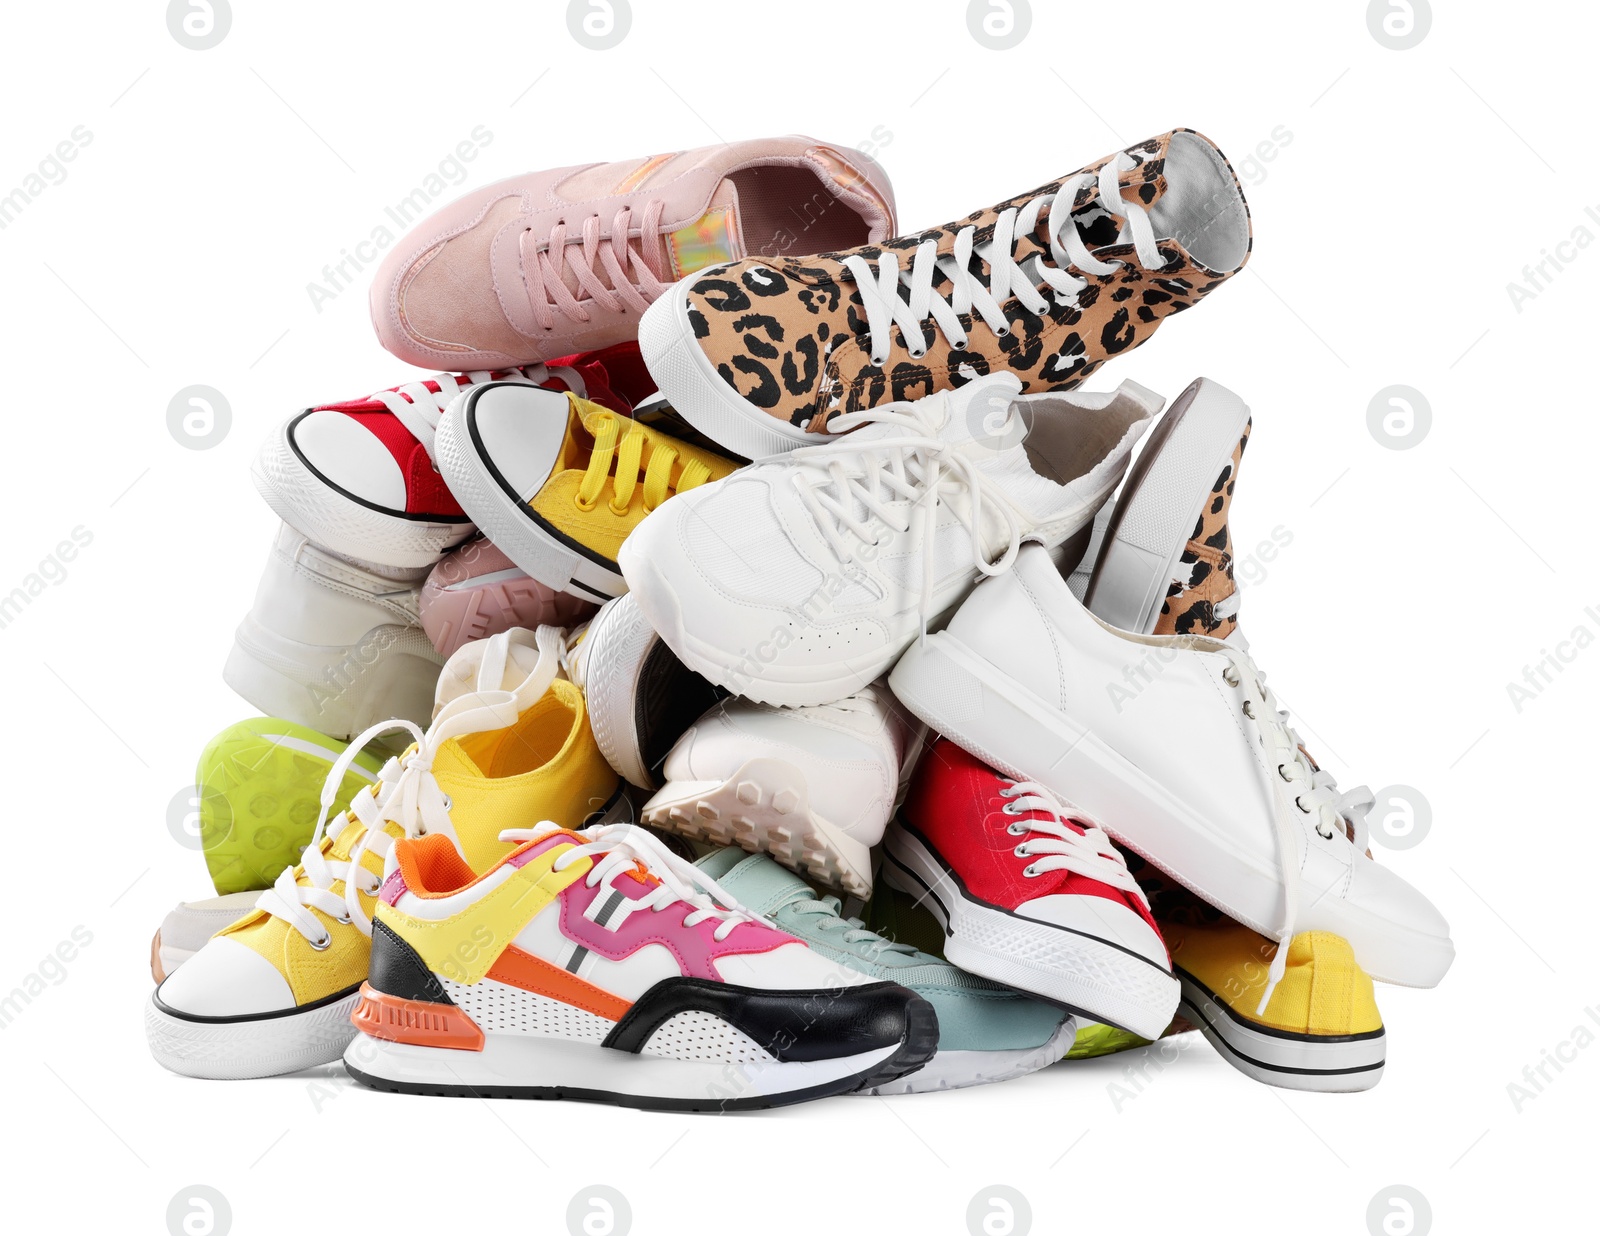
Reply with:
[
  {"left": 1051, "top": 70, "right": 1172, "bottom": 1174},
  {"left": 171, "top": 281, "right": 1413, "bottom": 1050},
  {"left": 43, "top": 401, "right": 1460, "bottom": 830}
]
[{"left": 146, "top": 988, "right": 361, "bottom": 1081}]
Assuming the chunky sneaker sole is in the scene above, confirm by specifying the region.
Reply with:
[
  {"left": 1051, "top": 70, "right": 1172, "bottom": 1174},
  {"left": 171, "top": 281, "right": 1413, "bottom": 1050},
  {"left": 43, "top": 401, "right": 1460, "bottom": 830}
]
[
  {"left": 144, "top": 985, "right": 363, "bottom": 1081},
  {"left": 196, "top": 718, "right": 383, "bottom": 894},
  {"left": 881, "top": 821, "right": 1178, "bottom": 1039},
  {"left": 1084, "top": 377, "right": 1252, "bottom": 635},
  {"left": 252, "top": 415, "right": 469, "bottom": 570},
  {"left": 856, "top": 1017, "right": 1077, "bottom": 1096},
  {"left": 889, "top": 630, "right": 1455, "bottom": 988},
  {"left": 576, "top": 595, "right": 721, "bottom": 789},
  {"left": 1176, "top": 968, "right": 1385, "bottom": 1092},
  {"left": 343, "top": 982, "right": 937, "bottom": 1112},
  {"left": 644, "top": 758, "right": 875, "bottom": 898}
]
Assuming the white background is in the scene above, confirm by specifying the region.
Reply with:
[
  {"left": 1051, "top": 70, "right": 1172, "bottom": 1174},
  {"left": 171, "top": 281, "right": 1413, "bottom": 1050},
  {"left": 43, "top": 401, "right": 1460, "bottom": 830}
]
[{"left": 0, "top": 1, "right": 1591, "bottom": 1233}]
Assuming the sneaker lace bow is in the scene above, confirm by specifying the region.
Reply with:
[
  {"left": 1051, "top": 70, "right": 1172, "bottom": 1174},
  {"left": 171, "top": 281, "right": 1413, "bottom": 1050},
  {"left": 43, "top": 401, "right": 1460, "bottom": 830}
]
[
  {"left": 840, "top": 152, "right": 1166, "bottom": 365},
  {"left": 255, "top": 626, "right": 566, "bottom": 945}
]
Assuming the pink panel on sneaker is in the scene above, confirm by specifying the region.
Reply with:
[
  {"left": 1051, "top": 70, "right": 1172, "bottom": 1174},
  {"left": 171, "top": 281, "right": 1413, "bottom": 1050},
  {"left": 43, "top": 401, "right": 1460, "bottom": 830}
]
[
  {"left": 380, "top": 869, "right": 409, "bottom": 907},
  {"left": 420, "top": 538, "right": 597, "bottom": 657},
  {"left": 557, "top": 869, "right": 795, "bottom": 981}
]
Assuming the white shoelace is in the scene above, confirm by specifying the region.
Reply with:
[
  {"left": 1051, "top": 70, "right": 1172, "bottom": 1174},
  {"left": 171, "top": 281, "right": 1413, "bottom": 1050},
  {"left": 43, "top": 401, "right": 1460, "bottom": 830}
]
[
  {"left": 1000, "top": 780, "right": 1148, "bottom": 898},
  {"left": 840, "top": 153, "right": 1165, "bottom": 365},
  {"left": 790, "top": 394, "right": 1022, "bottom": 631},
  {"left": 255, "top": 626, "right": 566, "bottom": 945},
  {"left": 367, "top": 363, "right": 583, "bottom": 464},
  {"left": 502, "top": 822, "right": 765, "bottom": 943},
  {"left": 1221, "top": 645, "right": 1371, "bottom": 1013},
  {"left": 786, "top": 894, "right": 917, "bottom": 956}
]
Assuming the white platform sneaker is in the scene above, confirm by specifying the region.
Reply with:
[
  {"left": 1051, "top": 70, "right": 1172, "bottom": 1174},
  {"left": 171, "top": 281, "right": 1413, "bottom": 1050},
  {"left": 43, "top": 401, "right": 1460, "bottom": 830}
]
[
  {"left": 889, "top": 544, "right": 1453, "bottom": 995},
  {"left": 643, "top": 685, "right": 914, "bottom": 897},
  {"left": 223, "top": 523, "right": 444, "bottom": 740},
  {"left": 621, "top": 371, "right": 1161, "bottom": 707}
]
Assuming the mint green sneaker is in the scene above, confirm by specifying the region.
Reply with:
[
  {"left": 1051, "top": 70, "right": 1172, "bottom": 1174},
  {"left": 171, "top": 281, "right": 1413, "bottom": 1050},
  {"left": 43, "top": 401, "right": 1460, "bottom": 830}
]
[
  {"left": 699, "top": 848, "right": 1074, "bottom": 1094},
  {"left": 195, "top": 718, "right": 384, "bottom": 894}
]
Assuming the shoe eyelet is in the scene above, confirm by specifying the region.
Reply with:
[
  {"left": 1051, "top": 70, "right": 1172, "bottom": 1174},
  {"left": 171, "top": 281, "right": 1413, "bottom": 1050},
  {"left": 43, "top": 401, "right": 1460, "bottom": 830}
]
[
  {"left": 1001, "top": 803, "right": 1019, "bottom": 816},
  {"left": 1316, "top": 824, "right": 1335, "bottom": 840},
  {"left": 574, "top": 497, "right": 598, "bottom": 513},
  {"left": 1242, "top": 700, "right": 1255, "bottom": 719},
  {"left": 1022, "top": 864, "right": 1039, "bottom": 878},
  {"left": 870, "top": 355, "right": 888, "bottom": 367},
  {"left": 309, "top": 932, "right": 333, "bottom": 952},
  {"left": 1222, "top": 666, "right": 1241, "bottom": 688},
  {"left": 994, "top": 327, "right": 1010, "bottom": 338},
  {"left": 1007, "top": 823, "right": 1026, "bottom": 836},
  {"left": 1295, "top": 796, "right": 1310, "bottom": 814},
  {"left": 1013, "top": 846, "right": 1029, "bottom": 859},
  {"left": 441, "top": 794, "right": 453, "bottom": 810},
  {"left": 335, "top": 913, "right": 353, "bottom": 926},
  {"left": 416, "top": 825, "right": 428, "bottom": 836},
  {"left": 1276, "top": 764, "right": 1292, "bottom": 783},
  {"left": 608, "top": 502, "right": 630, "bottom": 517}
]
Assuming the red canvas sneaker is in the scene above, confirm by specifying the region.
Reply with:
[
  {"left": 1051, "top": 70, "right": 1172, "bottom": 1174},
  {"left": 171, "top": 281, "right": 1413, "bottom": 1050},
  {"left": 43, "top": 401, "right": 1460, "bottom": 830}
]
[
  {"left": 251, "top": 342, "right": 655, "bottom": 570},
  {"left": 882, "top": 738, "right": 1178, "bottom": 1038}
]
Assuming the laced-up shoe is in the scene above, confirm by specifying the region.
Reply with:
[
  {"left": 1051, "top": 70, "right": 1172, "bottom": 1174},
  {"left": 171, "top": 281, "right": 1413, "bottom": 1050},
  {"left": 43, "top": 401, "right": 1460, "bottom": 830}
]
[
  {"left": 640, "top": 129, "right": 1248, "bottom": 458},
  {"left": 371, "top": 137, "right": 897, "bottom": 371},
  {"left": 420, "top": 536, "right": 598, "bottom": 658},
  {"left": 343, "top": 822, "right": 934, "bottom": 1109},
  {"left": 621, "top": 371, "right": 1159, "bottom": 706},
  {"left": 147, "top": 627, "right": 623, "bottom": 1079},
  {"left": 888, "top": 544, "right": 1455, "bottom": 1000}
]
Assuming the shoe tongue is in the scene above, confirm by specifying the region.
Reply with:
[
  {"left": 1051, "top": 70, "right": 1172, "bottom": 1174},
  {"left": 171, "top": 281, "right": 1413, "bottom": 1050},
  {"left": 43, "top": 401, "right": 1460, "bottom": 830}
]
[
  {"left": 1150, "top": 408, "right": 1250, "bottom": 641},
  {"left": 661, "top": 178, "right": 746, "bottom": 280},
  {"left": 695, "top": 849, "right": 814, "bottom": 918}
]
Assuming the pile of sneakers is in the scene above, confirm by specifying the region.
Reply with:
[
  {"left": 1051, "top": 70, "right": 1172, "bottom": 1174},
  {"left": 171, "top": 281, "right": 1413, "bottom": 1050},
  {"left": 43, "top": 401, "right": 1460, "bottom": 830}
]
[{"left": 147, "top": 129, "right": 1448, "bottom": 1109}]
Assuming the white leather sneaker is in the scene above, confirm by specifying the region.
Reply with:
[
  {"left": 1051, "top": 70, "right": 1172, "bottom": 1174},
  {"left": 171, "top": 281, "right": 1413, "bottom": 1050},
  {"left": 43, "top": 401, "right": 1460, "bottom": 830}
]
[
  {"left": 642, "top": 684, "right": 915, "bottom": 897},
  {"left": 621, "top": 371, "right": 1161, "bottom": 707},
  {"left": 223, "top": 523, "right": 444, "bottom": 740},
  {"left": 888, "top": 544, "right": 1453, "bottom": 995}
]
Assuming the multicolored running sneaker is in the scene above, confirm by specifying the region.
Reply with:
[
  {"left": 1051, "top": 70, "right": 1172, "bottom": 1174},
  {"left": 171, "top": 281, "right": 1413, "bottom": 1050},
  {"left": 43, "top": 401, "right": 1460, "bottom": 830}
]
[{"left": 344, "top": 823, "right": 936, "bottom": 1110}]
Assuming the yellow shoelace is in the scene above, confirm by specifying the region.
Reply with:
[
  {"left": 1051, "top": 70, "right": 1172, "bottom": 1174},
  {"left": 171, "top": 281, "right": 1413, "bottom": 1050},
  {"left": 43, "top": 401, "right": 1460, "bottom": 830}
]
[{"left": 575, "top": 413, "right": 714, "bottom": 515}]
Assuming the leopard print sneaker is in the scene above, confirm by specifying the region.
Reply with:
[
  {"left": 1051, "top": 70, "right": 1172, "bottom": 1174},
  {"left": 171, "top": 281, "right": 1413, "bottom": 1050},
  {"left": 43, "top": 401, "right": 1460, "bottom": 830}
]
[{"left": 639, "top": 129, "right": 1251, "bottom": 459}]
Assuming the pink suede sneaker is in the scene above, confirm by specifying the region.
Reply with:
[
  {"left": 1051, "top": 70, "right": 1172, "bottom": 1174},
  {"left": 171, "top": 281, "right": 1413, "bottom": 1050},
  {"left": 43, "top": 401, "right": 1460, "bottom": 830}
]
[
  {"left": 419, "top": 536, "right": 596, "bottom": 657},
  {"left": 369, "top": 135, "right": 897, "bottom": 370}
]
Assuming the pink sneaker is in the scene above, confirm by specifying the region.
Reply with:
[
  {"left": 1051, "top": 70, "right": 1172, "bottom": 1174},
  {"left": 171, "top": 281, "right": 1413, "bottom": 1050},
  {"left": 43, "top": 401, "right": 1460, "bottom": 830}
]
[
  {"left": 419, "top": 537, "right": 597, "bottom": 657},
  {"left": 368, "top": 135, "right": 897, "bottom": 371},
  {"left": 251, "top": 343, "right": 651, "bottom": 571}
]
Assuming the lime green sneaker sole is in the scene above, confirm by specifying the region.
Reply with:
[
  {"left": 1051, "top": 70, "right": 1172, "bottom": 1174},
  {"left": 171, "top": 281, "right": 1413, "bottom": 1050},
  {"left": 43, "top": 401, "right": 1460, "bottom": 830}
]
[
  {"left": 1065, "top": 1022, "right": 1155, "bottom": 1060},
  {"left": 197, "top": 718, "right": 382, "bottom": 894}
]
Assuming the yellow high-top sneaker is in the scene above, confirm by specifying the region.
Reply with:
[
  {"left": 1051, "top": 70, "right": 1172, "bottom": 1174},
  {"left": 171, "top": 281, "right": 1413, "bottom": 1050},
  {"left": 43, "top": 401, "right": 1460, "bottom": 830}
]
[{"left": 146, "top": 626, "right": 623, "bottom": 1080}]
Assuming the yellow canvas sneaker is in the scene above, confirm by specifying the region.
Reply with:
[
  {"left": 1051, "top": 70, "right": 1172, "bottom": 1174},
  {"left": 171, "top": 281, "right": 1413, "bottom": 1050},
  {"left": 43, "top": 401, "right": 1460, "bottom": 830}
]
[
  {"left": 146, "top": 626, "right": 625, "bottom": 1080},
  {"left": 1167, "top": 919, "right": 1385, "bottom": 1092},
  {"left": 435, "top": 384, "right": 740, "bottom": 602}
]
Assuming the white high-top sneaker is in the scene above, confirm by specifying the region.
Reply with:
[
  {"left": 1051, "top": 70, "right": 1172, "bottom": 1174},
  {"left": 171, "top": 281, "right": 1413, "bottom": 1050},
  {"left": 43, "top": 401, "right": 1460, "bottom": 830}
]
[
  {"left": 889, "top": 544, "right": 1453, "bottom": 995},
  {"left": 642, "top": 685, "right": 915, "bottom": 897},
  {"left": 223, "top": 523, "right": 444, "bottom": 740},
  {"left": 621, "top": 371, "right": 1161, "bottom": 707}
]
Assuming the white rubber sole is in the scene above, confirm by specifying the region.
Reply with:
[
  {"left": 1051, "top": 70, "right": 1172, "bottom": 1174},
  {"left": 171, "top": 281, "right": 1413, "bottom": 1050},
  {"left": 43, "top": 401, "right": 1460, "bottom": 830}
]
[
  {"left": 888, "top": 631, "right": 1456, "bottom": 989},
  {"left": 642, "top": 757, "right": 878, "bottom": 897},
  {"left": 881, "top": 825, "right": 1178, "bottom": 1039},
  {"left": 145, "top": 988, "right": 361, "bottom": 1080},
  {"left": 638, "top": 287, "right": 811, "bottom": 460},
  {"left": 224, "top": 610, "right": 441, "bottom": 742},
  {"left": 1085, "top": 378, "right": 1252, "bottom": 634},
  {"left": 1178, "top": 971, "right": 1385, "bottom": 1092},
  {"left": 343, "top": 1028, "right": 903, "bottom": 1110},
  {"left": 434, "top": 387, "right": 622, "bottom": 603},
  {"left": 856, "top": 1017, "right": 1077, "bottom": 1096},
  {"left": 252, "top": 417, "right": 470, "bottom": 570}
]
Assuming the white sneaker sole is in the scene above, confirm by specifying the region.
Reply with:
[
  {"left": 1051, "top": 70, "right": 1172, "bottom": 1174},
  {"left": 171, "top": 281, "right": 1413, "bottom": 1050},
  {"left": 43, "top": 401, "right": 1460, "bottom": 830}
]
[
  {"left": 434, "top": 386, "right": 623, "bottom": 603},
  {"left": 855, "top": 1017, "right": 1078, "bottom": 1096},
  {"left": 343, "top": 1023, "right": 922, "bottom": 1112},
  {"left": 1178, "top": 970, "right": 1386, "bottom": 1092},
  {"left": 253, "top": 416, "right": 470, "bottom": 570},
  {"left": 145, "top": 987, "right": 361, "bottom": 1080},
  {"left": 888, "top": 630, "right": 1456, "bottom": 988},
  {"left": 1085, "top": 378, "right": 1252, "bottom": 635},
  {"left": 881, "top": 824, "right": 1178, "bottom": 1039},
  {"left": 642, "top": 758, "right": 877, "bottom": 897},
  {"left": 638, "top": 287, "right": 811, "bottom": 460}
]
